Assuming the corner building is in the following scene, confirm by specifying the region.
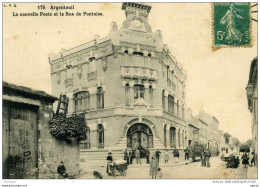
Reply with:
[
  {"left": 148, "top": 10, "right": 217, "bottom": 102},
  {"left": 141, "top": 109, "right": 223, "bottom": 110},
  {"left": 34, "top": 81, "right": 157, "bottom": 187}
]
[{"left": 49, "top": 3, "right": 188, "bottom": 156}]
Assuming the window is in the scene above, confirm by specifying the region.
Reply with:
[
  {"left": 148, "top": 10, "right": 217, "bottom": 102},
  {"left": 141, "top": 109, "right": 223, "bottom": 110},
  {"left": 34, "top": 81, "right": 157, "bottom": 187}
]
[
  {"left": 125, "top": 84, "right": 130, "bottom": 106},
  {"left": 89, "top": 58, "right": 97, "bottom": 72},
  {"left": 80, "top": 126, "right": 91, "bottom": 149},
  {"left": 178, "top": 129, "right": 181, "bottom": 148},
  {"left": 177, "top": 100, "right": 179, "bottom": 117},
  {"left": 134, "top": 85, "right": 145, "bottom": 100},
  {"left": 168, "top": 95, "right": 174, "bottom": 113},
  {"left": 97, "top": 124, "right": 104, "bottom": 148},
  {"left": 74, "top": 91, "right": 90, "bottom": 112},
  {"left": 162, "top": 90, "right": 165, "bottom": 110},
  {"left": 170, "top": 127, "right": 176, "bottom": 148},
  {"left": 182, "top": 130, "right": 185, "bottom": 148},
  {"left": 97, "top": 87, "right": 104, "bottom": 109},
  {"left": 149, "top": 86, "right": 153, "bottom": 107}
]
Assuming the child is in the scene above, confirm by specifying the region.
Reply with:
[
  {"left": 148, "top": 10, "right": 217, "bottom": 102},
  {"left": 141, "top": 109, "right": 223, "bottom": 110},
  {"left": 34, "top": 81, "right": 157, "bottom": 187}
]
[{"left": 157, "top": 168, "right": 163, "bottom": 179}]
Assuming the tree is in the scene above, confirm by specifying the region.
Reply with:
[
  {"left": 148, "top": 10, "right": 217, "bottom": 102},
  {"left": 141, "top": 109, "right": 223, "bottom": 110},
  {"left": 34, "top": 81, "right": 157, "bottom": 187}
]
[
  {"left": 232, "top": 137, "right": 240, "bottom": 147},
  {"left": 245, "top": 139, "right": 253, "bottom": 148},
  {"left": 224, "top": 133, "right": 231, "bottom": 144}
]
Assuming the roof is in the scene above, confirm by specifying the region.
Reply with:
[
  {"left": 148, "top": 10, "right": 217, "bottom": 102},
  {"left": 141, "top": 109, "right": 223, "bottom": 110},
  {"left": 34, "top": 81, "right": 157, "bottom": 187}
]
[
  {"left": 248, "top": 56, "right": 257, "bottom": 84},
  {"left": 3, "top": 81, "right": 58, "bottom": 103}
]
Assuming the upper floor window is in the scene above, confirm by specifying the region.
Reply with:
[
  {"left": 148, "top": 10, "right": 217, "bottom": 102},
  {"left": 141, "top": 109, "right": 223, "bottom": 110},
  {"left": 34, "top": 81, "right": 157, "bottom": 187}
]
[
  {"left": 88, "top": 57, "right": 96, "bottom": 73},
  {"left": 168, "top": 95, "right": 174, "bottom": 113},
  {"left": 125, "top": 84, "right": 130, "bottom": 106},
  {"left": 134, "top": 85, "right": 145, "bottom": 100},
  {"left": 74, "top": 91, "right": 90, "bottom": 112},
  {"left": 162, "top": 90, "right": 165, "bottom": 110},
  {"left": 149, "top": 86, "right": 153, "bottom": 107},
  {"left": 182, "top": 104, "right": 185, "bottom": 119},
  {"left": 97, "top": 87, "right": 104, "bottom": 109}
]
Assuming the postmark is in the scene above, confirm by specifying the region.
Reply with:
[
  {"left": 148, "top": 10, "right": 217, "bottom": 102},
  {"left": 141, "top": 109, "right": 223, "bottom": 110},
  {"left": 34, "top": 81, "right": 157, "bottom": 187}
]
[{"left": 213, "top": 2, "right": 251, "bottom": 48}]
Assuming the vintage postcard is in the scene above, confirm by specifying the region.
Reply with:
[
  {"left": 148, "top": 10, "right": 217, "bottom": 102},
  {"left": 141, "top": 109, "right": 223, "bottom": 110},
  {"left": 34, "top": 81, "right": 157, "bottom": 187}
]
[{"left": 2, "top": 1, "right": 258, "bottom": 185}]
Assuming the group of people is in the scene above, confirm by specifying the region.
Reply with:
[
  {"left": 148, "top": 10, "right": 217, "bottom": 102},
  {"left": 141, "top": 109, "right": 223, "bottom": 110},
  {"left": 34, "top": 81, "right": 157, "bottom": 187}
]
[{"left": 241, "top": 152, "right": 256, "bottom": 168}]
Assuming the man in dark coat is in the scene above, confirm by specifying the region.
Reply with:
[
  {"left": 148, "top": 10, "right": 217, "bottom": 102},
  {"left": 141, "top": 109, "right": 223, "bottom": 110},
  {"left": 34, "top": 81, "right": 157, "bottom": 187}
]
[
  {"left": 204, "top": 149, "right": 211, "bottom": 167},
  {"left": 123, "top": 149, "right": 129, "bottom": 165},
  {"left": 57, "top": 161, "right": 68, "bottom": 178},
  {"left": 155, "top": 149, "right": 161, "bottom": 162},
  {"left": 146, "top": 149, "right": 150, "bottom": 164},
  {"left": 184, "top": 147, "right": 190, "bottom": 160},
  {"left": 129, "top": 148, "right": 134, "bottom": 164}
]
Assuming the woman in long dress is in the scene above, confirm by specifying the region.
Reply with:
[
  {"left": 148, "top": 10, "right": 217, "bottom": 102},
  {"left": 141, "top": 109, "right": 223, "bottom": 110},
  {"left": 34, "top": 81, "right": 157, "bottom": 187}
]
[{"left": 149, "top": 154, "right": 159, "bottom": 179}]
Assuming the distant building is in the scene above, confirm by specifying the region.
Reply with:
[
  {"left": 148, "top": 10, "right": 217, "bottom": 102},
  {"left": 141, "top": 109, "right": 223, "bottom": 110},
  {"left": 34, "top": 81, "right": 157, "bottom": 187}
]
[
  {"left": 49, "top": 2, "right": 188, "bottom": 159},
  {"left": 196, "top": 111, "right": 220, "bottom": 155},
  {"left": 186, "top": 108, "right": 200, "bottom": 147},
  {"left": 246, "top": 57, "right": 257, "bottom": 165}
]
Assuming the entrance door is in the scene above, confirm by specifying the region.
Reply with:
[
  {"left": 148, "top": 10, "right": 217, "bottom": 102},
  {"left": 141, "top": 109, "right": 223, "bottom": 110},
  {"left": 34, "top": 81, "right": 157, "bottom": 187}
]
[
  {"left": 127, "top": 123, "right": 153, "bottom": 150},
  {"left": 131, "top": 132, "right": 148, "bottom": 149}
]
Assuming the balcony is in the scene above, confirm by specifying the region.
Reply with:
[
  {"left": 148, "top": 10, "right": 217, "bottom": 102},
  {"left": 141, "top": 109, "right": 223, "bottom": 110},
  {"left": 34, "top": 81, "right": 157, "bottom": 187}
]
[
  {"left": 121, "top": 66, "right": 158, "bottom": 80},
  {"left": 246, "top": 83, "right": 253, "bottom": 98}
]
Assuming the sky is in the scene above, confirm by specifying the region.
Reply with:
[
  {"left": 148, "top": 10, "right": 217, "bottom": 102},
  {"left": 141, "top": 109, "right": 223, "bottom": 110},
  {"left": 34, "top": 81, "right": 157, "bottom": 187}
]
[{"left": 3, "top": 3, "right": 257, "bottom": 142}]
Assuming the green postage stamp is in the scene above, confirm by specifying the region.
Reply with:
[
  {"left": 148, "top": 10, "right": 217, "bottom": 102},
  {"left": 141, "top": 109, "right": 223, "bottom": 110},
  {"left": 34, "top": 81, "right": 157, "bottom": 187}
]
[{"left": 213, "top": 2, "right": 251, "bottom": 48}]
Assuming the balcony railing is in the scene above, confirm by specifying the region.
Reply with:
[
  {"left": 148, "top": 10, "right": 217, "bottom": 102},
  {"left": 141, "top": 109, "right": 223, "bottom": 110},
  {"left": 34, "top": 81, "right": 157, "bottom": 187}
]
[
  {"left": 121, "top": 66, "right": 158, "bottom": 80},
  {"left": 64, "top": 78, "right": 73, "bottom": 88},
  {"left": 87, "top": 71, "right": 97, "bottom": 80}
]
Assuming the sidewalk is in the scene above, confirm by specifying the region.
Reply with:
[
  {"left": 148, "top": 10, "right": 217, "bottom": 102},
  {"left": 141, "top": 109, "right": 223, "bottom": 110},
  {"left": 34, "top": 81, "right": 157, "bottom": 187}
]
[{"left": 247, "top": 166, "right": 258, "bottom": 179}]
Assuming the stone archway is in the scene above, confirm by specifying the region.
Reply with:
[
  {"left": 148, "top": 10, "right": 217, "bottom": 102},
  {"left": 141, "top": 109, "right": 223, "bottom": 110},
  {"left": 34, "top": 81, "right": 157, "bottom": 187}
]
[{"left": 126, "top": 123, "right": 153, "bottom": 149}]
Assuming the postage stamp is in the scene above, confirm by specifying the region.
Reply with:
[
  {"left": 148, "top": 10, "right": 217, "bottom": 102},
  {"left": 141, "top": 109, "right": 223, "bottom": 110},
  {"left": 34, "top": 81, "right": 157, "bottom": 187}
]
[{"left": 213, "top": 2, "right": 251, "bottom": 48}]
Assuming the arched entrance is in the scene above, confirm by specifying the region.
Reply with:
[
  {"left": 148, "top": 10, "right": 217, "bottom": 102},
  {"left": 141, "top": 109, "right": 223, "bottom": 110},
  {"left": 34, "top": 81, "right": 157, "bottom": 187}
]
[{"left": 127, "top": 123, "right": 153, "bottom": 152}]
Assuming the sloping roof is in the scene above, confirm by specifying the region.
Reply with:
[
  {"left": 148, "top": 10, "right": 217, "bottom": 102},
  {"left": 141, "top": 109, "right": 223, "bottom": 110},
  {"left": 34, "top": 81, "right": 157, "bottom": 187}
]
[
  {"left": 248, "top": 56, "right": 258, "bottom": 84},
  {"left": 3, "top": 81, "right": 57, "bottom": 103}
]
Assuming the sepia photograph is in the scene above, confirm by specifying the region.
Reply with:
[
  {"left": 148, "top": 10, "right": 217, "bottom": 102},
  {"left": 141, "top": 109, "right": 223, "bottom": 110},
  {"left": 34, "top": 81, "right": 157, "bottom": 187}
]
[{"left": 2, "top": 1, "right": 258, "bottom": 184}]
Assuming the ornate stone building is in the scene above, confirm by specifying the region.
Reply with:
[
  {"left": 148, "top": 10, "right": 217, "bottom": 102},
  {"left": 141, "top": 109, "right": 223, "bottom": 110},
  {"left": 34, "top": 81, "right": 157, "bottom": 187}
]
[{"left": 49, "top": 3, "right": 188, "bottom": 155}]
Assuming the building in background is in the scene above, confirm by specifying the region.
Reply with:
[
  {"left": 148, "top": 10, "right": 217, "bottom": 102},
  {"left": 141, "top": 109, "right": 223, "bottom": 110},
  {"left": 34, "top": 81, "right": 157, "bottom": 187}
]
[
  {"left": 196, "top": 111, "right": 220, "bottom": 156},
  {"left": 187, "top": 108, "right": 200, "bottom": 147},
  {"left": 246, "top": 57, "right": 258, "bottom": 166},
  {"left": 49, "top": 3, "right": 188, "bottom": 160}
]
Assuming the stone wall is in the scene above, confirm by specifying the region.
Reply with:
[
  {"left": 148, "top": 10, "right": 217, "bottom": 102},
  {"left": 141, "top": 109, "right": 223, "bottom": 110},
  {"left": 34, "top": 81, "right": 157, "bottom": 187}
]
[{"left": 38, "top": 106, "right": 80, "bottom": 179}]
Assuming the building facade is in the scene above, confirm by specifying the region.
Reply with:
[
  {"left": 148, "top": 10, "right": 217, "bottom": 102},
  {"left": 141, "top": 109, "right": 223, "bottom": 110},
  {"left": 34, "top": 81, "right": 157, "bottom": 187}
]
[
  {"left": 49, "top": 3, "right": 188, "bottom": 154},
  {"left": 246, "top": 57, "right": 258, "bottom": 165},
  {"left": 196, "top": 111, "right": 220, "bottom": 155},
  {"left": 187, "top": 108, "right": 200, "bottom": 147}
]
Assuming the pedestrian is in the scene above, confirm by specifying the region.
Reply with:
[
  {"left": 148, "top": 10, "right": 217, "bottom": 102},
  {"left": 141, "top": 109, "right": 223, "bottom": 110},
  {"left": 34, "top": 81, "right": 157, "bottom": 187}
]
[
  {"left": 57, "top": 161, "right": 68, "bottom": 179},
  {"left": 155, "top": 149, "right": 161, "bottom": 163},
  {"left": 250, "top": 152, "right": 255, "bottom": 167},
  {"left": 201, "top": 151, "right": 206, "bottom": 167},
  {"left": 135, "top": 148, "right": 142, "bottom": 164},
  {"left": 173, "top": 148, "right": 179, "bottom": 163},
  {"left": 157, "top": 167, "right": 163, "bottom": 179},
  {"left": 129, "top": 148, "right": 134, "bottom": 164},
  {"left": 123, "top": 149, "right": 129, "bottom": 165},
  {"left": 149, "top": 154, "right": 159, "bottom": 179},
  {"left": 106, "top": 152, "right": 114, "bottom": 176},
  {"left": 205, "top": 149, "right": 211, "bottom": 167},
  {"left": 242, "top": 153, "right": 249, "bottom": 168},
  {"left": 164, "top": 150, "right": 169, "bottom": 163},
  {"left": 146, "top": 149, "right": 150, "bottom": 164},
  {"left": 184, "top": 147, "right": 190, "bottom": 160}
]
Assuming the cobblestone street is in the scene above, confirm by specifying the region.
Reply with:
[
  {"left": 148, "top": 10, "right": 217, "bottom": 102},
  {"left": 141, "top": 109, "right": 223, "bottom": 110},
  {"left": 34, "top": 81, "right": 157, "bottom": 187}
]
[{"left": 79, "top": 157, "right": 252, "bottom": 179}]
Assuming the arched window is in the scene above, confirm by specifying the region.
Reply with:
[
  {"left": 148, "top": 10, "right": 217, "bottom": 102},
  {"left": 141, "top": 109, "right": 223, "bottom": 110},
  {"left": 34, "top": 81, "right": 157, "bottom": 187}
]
[
  {"left": 177, "top": 100, "right": 179, "bottom": 117},
  {"left": 168, "top": 95, "right": 174, "bottom": 113},
  {"left": 170, "top": 127, "right": 176, "bottom": 148},
  {"left": 164, "top": 124, "right": 167, "bottom": 148},
  {"left": 97, "top": 124, "right": 104, "bottom": 148},
  {"left": 125, "top": 84, "right": 130, "bottom": 106},
  {"left": 74, "top": 91, "right": 90, "bottom": 112},
  {"left": 134, "top": 85, "right": 145, "bottom": 101},
  {"left": 149, "top": 85, "right": 153, "bottom": 107},
  {"left": 97, "top": 87, "right": 104, "bottom": 109},
  {"left": 162, "top": 90, "right": 165, "bottom": 110},
  {"left": 178, "top": 129, "right": 181, "bottom": 148},
  {"left": 80, "top": 126, "right": 91, "bottom": 149}
]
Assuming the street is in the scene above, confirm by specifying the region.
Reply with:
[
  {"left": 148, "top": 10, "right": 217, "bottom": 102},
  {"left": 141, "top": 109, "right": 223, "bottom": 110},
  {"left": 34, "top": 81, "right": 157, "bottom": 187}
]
[{"left": 79, "top": 156, "right": 250, "bottom": 179}]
